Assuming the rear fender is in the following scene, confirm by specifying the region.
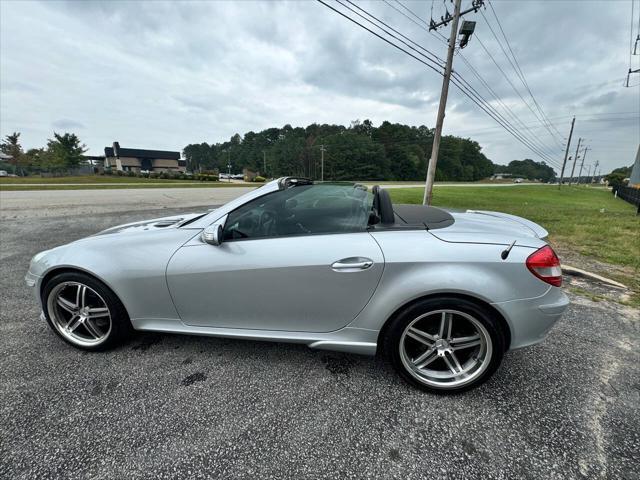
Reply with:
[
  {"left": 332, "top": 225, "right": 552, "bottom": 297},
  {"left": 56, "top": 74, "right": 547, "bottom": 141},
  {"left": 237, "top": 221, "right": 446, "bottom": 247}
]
[{"left": 351, "top": 230, "right": 550, "bottom": 333}]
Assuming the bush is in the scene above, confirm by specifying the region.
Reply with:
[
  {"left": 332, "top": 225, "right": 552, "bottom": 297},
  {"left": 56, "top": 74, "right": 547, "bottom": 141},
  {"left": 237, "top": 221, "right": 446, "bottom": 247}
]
[
  {"left": 116, "top": 170, "right": 124, "bottom": 176},
  {"left": 127, "top": 171, "right": 135, "bottom": 177},
  {"left": 253, "top": 176, "right": 266, "bottom": 183},
  {"left": 195, "top": 174, "right": 218, "bottom": 181}
]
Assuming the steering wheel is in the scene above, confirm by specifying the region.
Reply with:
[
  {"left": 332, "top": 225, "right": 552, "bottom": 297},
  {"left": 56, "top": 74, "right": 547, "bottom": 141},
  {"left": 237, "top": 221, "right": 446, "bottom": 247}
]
[{"left": 259, "top": 210, "right": 277, "bottom": 235}]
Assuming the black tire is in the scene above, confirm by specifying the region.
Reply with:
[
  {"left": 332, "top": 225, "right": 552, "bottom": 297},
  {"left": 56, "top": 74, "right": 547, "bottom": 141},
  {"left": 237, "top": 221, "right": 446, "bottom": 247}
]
[
  {"left": 42, "top": 271, "right": 133, "bottom": 351},
  {"left": 382, "top": 297, "right": 506, "bottom": 394}
]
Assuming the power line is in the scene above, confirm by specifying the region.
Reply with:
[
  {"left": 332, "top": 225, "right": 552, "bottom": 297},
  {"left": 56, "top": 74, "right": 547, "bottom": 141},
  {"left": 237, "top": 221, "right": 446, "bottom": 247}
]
[
  {"left": 316, "top": 0, "right": 564, "bottom": 170},
  {"left": 486, "top": 0, "right": 563, "bottom": 139},
  {"left": 393, "top": 0, "right": 455, "bottom": 45},
  {"left": 385, "top": 0, "right": 563, "bottom": 160},
  {"left": 631, "top": 0, "right": 636, "bottom": 68},
  {"left": 457, "top": 53, "right": 561, "bottom": 159},
  {"left": 344, "top": 0, "right": 564, "bottom": 167},
  {"left": 379, "top": 1, "right": 564, "bottom": 165},
  {"left": 355, "top": 1, "right": 563, "bottom": 169},
  {"left": 392, "top": 0, "right": 555, "bottom": 158},
  {"left": 344, "top": 0, "right": 445, "bottom": 67},
  {"left": 479, "top": 5, "right": 564, "bottom": 147},
  {"left": 473, "top": 33, "right": 564, "bottom": 153}
]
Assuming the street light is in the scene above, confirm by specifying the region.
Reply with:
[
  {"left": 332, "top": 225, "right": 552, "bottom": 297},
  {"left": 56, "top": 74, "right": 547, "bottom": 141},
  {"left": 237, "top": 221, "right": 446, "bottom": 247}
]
[{"left": 223, "top": 149, "right": 231, "bottom": 182}]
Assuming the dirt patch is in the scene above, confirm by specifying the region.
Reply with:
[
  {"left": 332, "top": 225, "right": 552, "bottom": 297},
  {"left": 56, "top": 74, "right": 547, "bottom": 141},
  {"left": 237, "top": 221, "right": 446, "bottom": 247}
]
[{"left": 556, "top": 245, "right": 639, "bottom": 307}]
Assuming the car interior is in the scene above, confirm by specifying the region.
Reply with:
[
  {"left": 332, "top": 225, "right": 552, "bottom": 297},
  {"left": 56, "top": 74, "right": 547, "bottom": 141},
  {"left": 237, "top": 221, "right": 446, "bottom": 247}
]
[{"left": 222, "top": 181, "right": 455, "bottom": 241}]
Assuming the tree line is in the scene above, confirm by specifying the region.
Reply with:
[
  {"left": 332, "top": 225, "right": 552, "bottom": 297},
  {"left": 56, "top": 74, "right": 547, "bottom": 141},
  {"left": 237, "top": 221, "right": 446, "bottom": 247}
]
[
  {"left": 493, "top": 158, "right": 556, "bottom": 183},
  {"left": 1, "top": 120, "right": 560, "bottom": 182},
  {"left": 184, "top": 120, "right": 498, "bottom": 182},
  {"left": 0, "top": 132, "right": 86, "bottom": 175}
]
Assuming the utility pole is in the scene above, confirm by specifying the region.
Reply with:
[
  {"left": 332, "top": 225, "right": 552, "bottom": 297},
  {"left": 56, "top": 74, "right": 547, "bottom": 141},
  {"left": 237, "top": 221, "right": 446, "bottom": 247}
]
[
  {"left": 590, "top": 160, "right": 599, "bottom": 184},
  {"left": 569, "top": 137, "right": 582, "bottom": 185},
  {"left": 262, "top": 150, "right": 267, "bottom": 177},
  {"left": 320, "top": 145, "right": 326, "bottom": 182},
  {"left": 423, "top": 0, "right": 461, "bottom": 205},
  {"left": 558, "top": 116, "right": 575, "bottom": 188},
  {"left": 226, "top": 149, "right": 231, "bottom": 182},
  {"left": 577, "top": 146, "right": 588, "bottom": 184},
  {"left": 423, "top": 0, "right": 483, "bottom": 204}
]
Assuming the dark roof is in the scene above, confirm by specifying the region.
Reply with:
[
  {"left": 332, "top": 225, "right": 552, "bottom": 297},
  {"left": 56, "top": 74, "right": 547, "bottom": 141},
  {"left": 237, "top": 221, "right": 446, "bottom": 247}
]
[{"left": 104, "top": 146, "right": 180, "bottom": 160}]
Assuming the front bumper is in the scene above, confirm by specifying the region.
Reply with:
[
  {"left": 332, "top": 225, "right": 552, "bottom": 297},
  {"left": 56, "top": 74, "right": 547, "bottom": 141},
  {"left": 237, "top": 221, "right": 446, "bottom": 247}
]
[
  {"left": 492, "top": 286, "right": 570, "bottom": 349},
  {"left": 25, "top": 271, "right": 42, "bottom": 306}
]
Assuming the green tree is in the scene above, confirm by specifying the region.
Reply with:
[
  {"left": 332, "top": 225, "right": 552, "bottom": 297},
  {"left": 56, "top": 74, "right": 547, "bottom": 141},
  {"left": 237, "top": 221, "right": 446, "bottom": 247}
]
[
  {"left": 495, "top": 159, "right": 556, "bottom": 182},
  {"left": 0, "top": 132, "right": 25, "bottom": 175},
  {"left": 605, "top": 165, "right": 632, "bottom": 188},
  {"left": 182, "top": 120, "right": 504, "bottom": 182},
  {"left": 46, "top": 132, "right": 87, "bottom": 173}
]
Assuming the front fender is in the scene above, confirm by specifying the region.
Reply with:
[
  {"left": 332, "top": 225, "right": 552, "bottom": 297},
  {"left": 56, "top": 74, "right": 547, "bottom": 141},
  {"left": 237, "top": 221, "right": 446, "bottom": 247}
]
[{"left": 29, "top": 229, "right": 197, "bottom": 322}]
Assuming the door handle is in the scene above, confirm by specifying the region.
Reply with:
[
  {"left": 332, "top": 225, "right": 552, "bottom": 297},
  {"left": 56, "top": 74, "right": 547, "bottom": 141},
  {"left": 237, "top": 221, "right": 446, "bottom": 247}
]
[{"left": 331, "top": 257, "right": 374, "bottom": 271}]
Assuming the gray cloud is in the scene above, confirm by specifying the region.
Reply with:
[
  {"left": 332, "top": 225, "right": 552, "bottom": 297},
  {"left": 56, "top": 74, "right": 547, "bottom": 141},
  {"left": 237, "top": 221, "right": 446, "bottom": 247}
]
[
  {"left": 0, "top": 0, "right": 638, "bottom": 173},
  {"left": 52, "top": 119, "right": 85, "bottom": 130}
]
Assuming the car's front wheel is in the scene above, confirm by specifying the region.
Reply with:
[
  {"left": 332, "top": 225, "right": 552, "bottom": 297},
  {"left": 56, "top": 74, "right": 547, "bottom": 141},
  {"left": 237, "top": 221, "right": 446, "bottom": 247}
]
[
  {"left": 42, "top": 272, "right": 132, "bottom": 350},
  {"left": 383, "top": 297, "right": 506, "bottom": 393}
]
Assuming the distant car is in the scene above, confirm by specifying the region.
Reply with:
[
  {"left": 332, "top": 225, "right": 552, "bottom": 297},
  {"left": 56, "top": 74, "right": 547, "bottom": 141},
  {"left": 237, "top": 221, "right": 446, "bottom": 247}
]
[
  {"left": 26, "top": 177, "right": 568, "bottom": 393},
  {"left": 219, "top": 173, "right": 229, "bottom": 179},
  {"left": 0, "top": 170, "right": 7, "bottom": 177},
  {"left": 232, "top": 174, "right": 245, "bottom": 180},
  {"left": 513, "top": 178, "right": 524, "bottom": 183}
]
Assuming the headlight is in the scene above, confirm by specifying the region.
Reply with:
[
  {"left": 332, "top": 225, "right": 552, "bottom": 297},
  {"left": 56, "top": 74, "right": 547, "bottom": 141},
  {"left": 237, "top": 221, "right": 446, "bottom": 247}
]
[{"left": 31, "top": 249, "right": 50, "bottom": 263}]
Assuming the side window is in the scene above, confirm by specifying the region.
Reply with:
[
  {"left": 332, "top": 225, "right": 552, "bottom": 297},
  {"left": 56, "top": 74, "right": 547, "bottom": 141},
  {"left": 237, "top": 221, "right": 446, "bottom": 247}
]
[{"left": 222, "top": 184, "right": 373, "bottom": 241}]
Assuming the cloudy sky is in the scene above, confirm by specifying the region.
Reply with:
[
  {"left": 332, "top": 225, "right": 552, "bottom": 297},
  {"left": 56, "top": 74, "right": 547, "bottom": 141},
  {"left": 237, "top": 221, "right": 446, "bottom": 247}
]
[{"left": 1, "top": 0, "right": 638, "bottom": 174}]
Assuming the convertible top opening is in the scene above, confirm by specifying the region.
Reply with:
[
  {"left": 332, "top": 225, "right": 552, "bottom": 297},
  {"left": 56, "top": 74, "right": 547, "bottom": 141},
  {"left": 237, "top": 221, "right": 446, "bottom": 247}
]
[
  {"left": 277, "top": 178, "right": 455, "bottom": 231},
  {"left": 371, "top": 184, "right": 455, "bottom": 230}
]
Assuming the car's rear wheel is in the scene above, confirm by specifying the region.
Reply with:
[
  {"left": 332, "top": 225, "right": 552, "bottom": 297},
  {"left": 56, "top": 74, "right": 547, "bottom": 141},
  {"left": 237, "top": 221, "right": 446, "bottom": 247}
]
[
  {"left": 383, "top": 297, "right": 506, "bottom": 393},
  {"left": 42, "top": 272, "right": 132, "bottom": 351}
]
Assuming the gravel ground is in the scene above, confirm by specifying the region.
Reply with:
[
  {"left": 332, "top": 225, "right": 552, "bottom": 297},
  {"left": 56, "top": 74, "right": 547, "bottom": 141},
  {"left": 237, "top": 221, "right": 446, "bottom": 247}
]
[{"left": 1, "top": 205, "right": 638, "bottom": 480}]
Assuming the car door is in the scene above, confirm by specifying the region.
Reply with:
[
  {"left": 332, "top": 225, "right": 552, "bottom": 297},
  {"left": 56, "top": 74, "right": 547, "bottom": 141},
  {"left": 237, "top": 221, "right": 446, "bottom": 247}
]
[{"left": 166, "top": 183, "right": 384, "bottom": 333}]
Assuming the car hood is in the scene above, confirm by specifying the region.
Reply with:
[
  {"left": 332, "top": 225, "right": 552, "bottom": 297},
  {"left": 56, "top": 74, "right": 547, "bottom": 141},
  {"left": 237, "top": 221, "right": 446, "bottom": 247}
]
[
  {"left": 430, "top": 210, "right": 548, "bottom": 248},
  {"left": 95, "top": 212, "right": 209, "bottom": 236}
]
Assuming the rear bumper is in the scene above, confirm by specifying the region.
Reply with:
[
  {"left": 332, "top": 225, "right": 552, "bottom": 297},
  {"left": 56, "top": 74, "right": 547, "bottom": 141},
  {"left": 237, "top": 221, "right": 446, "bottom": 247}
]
[{"left": 492, "top": 286, "right": 569, "bottom": 349}]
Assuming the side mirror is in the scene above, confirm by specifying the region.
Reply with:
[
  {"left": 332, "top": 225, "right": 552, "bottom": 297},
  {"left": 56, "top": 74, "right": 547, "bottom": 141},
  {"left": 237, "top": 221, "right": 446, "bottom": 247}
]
[{"left": 202, "top": 215, "right": 227, "bottom": 246}]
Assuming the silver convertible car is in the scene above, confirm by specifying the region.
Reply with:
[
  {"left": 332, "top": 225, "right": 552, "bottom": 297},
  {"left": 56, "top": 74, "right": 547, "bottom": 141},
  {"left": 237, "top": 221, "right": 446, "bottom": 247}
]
[{"left": 26, "top": 178, "right": 569, "bottom": 393}]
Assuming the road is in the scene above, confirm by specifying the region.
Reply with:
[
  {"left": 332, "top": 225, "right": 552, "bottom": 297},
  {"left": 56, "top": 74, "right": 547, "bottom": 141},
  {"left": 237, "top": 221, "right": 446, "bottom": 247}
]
[
  {"left": 0, "top": 187, "right": 255, "bottom": 219},
  {"left": 0, "top": 183, "right": 547, "bottom": 219},
  {"left": 1, "top": 203, "right": 638, "bottom": 479}
]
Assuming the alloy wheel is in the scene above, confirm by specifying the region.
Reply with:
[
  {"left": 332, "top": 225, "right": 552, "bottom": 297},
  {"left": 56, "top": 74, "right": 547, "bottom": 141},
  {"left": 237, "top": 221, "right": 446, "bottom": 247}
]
[
  {"left": 399, "top": 309, "right": 492, "bottom": 388},
  {"left": 46, "top": 281, "right": 112, "bottom": 347}
]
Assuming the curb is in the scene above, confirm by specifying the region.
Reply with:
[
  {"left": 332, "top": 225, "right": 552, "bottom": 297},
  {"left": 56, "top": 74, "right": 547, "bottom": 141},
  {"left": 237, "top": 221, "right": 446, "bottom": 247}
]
[{"left": 563, "top": 265, "right": 627, "bottom": 290}]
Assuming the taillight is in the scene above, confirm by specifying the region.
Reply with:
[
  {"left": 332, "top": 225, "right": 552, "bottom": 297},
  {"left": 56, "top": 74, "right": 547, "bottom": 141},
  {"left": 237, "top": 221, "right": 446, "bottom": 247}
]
[{"left": 526, "top": 245, "right": 562, "bottom": 287}]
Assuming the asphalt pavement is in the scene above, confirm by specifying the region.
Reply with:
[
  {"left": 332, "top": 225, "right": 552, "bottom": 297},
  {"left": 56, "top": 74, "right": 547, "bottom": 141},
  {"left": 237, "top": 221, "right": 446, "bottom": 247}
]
[{"left": 1, "top": 205, "right": 638, "bottom": 480}]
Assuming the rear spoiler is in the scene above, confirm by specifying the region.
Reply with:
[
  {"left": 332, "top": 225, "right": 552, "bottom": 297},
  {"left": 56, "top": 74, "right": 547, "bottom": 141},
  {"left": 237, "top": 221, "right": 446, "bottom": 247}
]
[{"left": 466, "top": 210, "right": 549, "bottom": 239}]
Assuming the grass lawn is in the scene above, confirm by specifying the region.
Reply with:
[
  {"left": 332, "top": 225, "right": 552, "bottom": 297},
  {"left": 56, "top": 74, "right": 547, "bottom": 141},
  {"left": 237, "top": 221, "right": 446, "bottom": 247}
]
[{"left": 389, "top": 185, "right": 640, "bottom": 305}]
